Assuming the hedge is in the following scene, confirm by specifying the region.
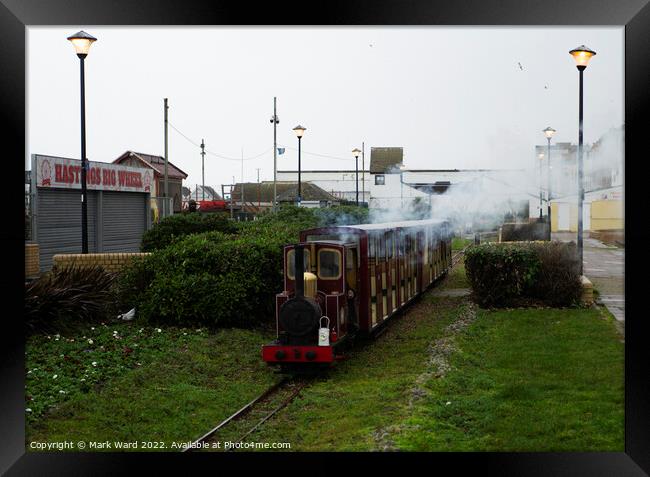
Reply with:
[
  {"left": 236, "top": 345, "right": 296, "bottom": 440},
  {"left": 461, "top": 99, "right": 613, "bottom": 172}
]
[
  {"left": 464, "top": 241, "right": 582, "bottom": 307},
  {"left": 141, "top": 212, "right": 236, "bottom": 252},
  {"left": 120, "top": 205, "right": 369, "bottom": 328}
]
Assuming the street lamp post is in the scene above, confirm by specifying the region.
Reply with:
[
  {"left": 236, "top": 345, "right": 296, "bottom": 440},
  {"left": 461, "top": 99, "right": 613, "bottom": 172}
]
[
  {"left": 293, "top": 125, "right": 306, "bottom": 205},
  {"left": 569, "top": 45, "right": 596, "bottom": 275},
  {"left": 352, "top": 148, "right": 361, "bottom": 205},
  {"left": 543, "top": 126, "right": 556, "bottom": 239},
  {"left": 67, "top": 30, "right": 97, "bottom": 254}
]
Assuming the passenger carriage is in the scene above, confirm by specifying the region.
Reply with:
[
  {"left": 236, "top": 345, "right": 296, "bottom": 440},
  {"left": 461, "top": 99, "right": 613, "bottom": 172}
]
[{"left": 262, "top": 219, "right": 452, "bottom": 369}]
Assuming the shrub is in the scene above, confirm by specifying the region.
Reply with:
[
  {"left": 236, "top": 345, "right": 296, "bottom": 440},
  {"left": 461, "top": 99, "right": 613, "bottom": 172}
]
[
  {"left": 527, "top": 241, "right": 582, "bottom": 307},
  {"left": 464, "top": 243, "right": 540, "bottom": 307},
  {"left": 464, "top": 241, "right": 582, "bottom": 308},
  {"left": 141, "top": 212, "right": 236, "bottom": 251},
  {"left": 315, "top": 205, "right": 370, "bottom": 226},
  {"left": 120, "top": 204, "right": 371, "bottom": 328},
  {"left": 25, "top": 265, "right": 118, "bottom": 334},
  {"left": 120, "top": 231, "right": 289, "bottom": 328}
]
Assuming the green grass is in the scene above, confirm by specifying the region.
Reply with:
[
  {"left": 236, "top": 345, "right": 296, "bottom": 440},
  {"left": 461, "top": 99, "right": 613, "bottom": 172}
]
[
  {"left": 26, "top": 324, "right": 277, "bottom": 451},
  {"left": 394, "top": 306, "right": 624, "bottom": 451},
  {"left": 251, "top": 295, "right": 467, "bottom": 451},
  {"left": 248, "top": 267, "right": 623, "bottom": 452},
  {"left": 452, "top": 237, "right": 472, "bottom": 251},
  {"left": 26, "top": 262, "right": 623, "bottom": 452},
  {"left": 438, "top": 261, "right": 470, "bottom": 290}
]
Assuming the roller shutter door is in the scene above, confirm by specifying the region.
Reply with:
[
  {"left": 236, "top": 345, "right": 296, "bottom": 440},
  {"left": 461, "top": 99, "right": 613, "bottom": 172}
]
[
  {"left": 101, "top": 191, "right": 146, "bottom": 252},
  {"left": 37, "top": 189, "right": 98, "bottom": 271}
]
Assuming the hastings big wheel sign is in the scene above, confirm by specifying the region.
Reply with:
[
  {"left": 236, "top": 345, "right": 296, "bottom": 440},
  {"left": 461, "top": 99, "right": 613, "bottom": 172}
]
[{"left": 34, "top": 155, "right": 153, "bottom": 193}]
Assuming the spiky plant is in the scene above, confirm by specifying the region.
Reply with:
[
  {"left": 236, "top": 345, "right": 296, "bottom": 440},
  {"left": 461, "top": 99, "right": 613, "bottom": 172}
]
[{"left": 25, "top": 265, "right": 118, "bottom": 334}]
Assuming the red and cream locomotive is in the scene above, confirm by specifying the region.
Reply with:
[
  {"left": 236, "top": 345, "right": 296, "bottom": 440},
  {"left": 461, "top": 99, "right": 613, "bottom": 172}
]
[{"left": 262, "top": 219, "right": 452, "bottom": 371}]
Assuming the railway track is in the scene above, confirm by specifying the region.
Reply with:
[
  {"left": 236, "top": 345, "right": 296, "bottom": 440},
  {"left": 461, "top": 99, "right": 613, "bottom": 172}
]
[
  {"left": 183, "top": 377, "right": 308, "bottom": 452},
  {"left": 185, "top": 245, "right": 464, "bottom": 453},
  {"left": 451, "top": 246, "right": 467, "bottom": 267}
]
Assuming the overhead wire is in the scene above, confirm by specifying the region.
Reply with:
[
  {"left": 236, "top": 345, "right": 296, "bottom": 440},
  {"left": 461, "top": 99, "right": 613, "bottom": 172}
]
[
  {"left": 168, "top": 121, "right": 272, "bottom": 161},
  {"left": 169, "top": 121, "right": 356, "bottom": 164}
]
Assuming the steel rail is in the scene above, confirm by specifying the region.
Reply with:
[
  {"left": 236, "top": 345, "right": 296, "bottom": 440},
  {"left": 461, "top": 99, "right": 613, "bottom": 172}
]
[
  {"left": 182, "top": 377, "right": 289, "bottom": 452},
  {"left": 229, "top": 381, "right": 308, "bottom": 447}
]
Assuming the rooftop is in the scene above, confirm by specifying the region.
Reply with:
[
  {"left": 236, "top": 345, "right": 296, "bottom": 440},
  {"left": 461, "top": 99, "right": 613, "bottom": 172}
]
[
  {"left": 232, "top": 181, "right": 339, "bottom": 203},
  {"left": 114, "top": 151, "right": 188, "bottom": 179}
]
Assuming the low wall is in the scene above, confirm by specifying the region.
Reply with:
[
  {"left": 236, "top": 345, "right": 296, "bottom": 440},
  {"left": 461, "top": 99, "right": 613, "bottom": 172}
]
[
  {"left": 581, "top": 275, "right": 594, "bottom": 306},
  {"left": 25, "top": 243, "right": 40, "bottom": 278},
  {"left": 52, "top": 252, "right": 151, "bottom": 274}
]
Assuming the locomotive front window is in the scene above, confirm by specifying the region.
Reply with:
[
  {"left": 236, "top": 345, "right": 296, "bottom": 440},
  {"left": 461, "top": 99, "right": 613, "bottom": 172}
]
[
  {"left": 318, "top": 248, "right": 342, "bottom": 280},
  {"left": 287, "top": 249, "right": 311, "bottom": 279}
]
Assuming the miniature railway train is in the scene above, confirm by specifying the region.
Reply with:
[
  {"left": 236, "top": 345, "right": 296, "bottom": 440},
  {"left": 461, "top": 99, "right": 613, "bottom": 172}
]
[{"left": 262, "top": 219, "right": 453, "bottom": 371}]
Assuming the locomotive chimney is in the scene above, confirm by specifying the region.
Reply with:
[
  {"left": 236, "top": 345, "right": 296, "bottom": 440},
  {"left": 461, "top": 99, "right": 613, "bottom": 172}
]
[{"left": 294, "top": 244, "right": 305, "bottom": 298}]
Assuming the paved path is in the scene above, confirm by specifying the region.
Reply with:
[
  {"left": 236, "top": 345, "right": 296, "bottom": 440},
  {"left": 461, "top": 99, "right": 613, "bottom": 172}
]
[{"left": 552, "top": 232, "right": 624, "bottom": 323}]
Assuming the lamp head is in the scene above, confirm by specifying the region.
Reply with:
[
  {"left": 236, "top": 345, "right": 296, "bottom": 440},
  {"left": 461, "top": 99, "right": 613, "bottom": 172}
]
[
  {"left": 67, "top": 30, "right": 97, "bottom": 58},
  {"left": 293, "top": 125, "right": 306, "bottom": 138},
  {"left": 543, "top": 127, "right": 556, "bottom": 139},
  {"left": 351, "top": 148, "right": 361, "bottom": 158},
  {"left": 569, "top": 45, "right": 596, "bottom": 70}
]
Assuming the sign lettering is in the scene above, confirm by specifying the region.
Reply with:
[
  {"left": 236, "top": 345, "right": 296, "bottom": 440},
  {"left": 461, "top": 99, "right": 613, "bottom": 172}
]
[{"left": 34, "top": 155, "right": 153, "bottom": 194}]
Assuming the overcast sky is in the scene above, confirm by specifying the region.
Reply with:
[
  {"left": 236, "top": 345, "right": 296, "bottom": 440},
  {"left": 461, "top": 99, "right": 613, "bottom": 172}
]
[{"left": 27, "top": 26, "right": 623, "bottom": 190}]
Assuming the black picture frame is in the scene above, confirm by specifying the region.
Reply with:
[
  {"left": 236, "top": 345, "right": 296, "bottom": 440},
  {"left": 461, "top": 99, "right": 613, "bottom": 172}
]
[{"left": 2, "top": 0, "right": 649, "bottom": 474}]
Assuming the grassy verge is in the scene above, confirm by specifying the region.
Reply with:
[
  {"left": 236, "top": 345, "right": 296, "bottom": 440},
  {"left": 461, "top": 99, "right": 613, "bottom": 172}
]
[
  {"left": 248, "top": 262, "right": 623, "bottom": 451},
  {"left": 26, "top": 323, "right": 277, "bottom": 451},
  {"left": 394, "top": 305, "right": 624, "bottom": 451}
]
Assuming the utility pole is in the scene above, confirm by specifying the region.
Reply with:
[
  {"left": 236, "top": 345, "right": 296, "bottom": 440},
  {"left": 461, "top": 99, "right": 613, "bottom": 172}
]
[
  {"left": 271, "top": 97, "right": 279, "bottom": 212},
  {"left": 362, "top": 141, "right": 365, "bottom": 205},
  {"left": 164, "top": 98, "right": 169, "bottom": 217},
  {"left": 231, "top": 176, "right": 235, "bottom": 219},
  {"left": 201, "top": 139, "right": 205, "bottom": 201},
  {"left": 241, "top": 147, "right": 245, "bottom": 214},
  {"left": 256, "top": 167, "right": 261, "bottom": 209}
]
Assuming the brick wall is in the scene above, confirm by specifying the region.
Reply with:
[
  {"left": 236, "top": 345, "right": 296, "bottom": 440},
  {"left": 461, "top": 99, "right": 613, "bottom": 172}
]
[
  {"left": 25, "top": 243, "right": 40, "bottom": 278},
  {"left": 52, "top": 253, "right": 151, "bottom": 274}
]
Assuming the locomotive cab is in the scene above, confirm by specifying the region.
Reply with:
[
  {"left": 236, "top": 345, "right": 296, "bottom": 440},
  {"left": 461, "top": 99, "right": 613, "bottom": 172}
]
[{"left": 262, "top": 240, "right": 359, "bottom": 367}]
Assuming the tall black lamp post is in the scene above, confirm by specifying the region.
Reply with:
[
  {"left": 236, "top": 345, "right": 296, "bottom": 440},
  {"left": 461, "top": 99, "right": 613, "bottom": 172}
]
[
  {"left": 293, "top": 125, "right": 306, "bottom": 205},
  {"left": 68, "top": 30, "right": 97, "bottom": 254},
  {"left": 569, "top": 45, "right": 596, "bottom": 275},
  {"left": 543, "top": 126, "right": 556, "bottom": 239},
  {"left": 352, "top": 148, "right": 361, "bottom": 205}
]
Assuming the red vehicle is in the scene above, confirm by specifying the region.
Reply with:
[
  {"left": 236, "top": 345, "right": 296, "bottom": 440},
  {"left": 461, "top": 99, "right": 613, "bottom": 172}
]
[{"left": 262, "top": 219, "right": 452, "bottom": 372}]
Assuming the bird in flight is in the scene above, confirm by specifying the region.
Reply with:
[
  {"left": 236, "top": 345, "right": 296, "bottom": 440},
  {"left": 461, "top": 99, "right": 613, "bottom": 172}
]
[{"left": 518, "top": 62, "right": 524, "bottom": 70}]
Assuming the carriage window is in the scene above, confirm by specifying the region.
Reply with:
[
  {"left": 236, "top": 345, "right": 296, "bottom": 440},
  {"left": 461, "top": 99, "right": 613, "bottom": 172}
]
[
  {"left": 318, "top": 249, "right": 342, "bottom": 280},
  {"left": 287, "top": 249, "right": 311, "bottom": 279},
  {"left": 377, "top": 236, "right": 385, "bottom": 259},
  {"left": 346, "top": 248, "right": 357, "bottom": 270},
  {"left": 375, "top": 175, "right": 385, "bottom": 185}
]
